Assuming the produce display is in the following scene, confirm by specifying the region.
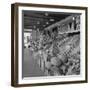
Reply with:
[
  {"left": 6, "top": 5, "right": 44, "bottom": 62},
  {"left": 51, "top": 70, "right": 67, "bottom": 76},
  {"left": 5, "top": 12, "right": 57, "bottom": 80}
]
[{"left": 24, "top": 15, "right": 80, "bottom": 76}]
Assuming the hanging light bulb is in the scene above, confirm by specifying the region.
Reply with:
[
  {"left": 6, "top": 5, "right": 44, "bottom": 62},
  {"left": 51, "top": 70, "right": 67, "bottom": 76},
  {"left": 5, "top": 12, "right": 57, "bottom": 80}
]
[
  {"left": 50, "top": 18, "right": 54, "bottom": 21},
  {"left": 33, "top": 25, "right": 36, "bottom": 29},
  {"left": 72, "top": 17, "right": 75, "bottom": 20},
  {"left": 46, "top": 22, "right": 49, "bottom": 25},
  {"left": 37, "top": 21, "right": 40, "bottom": 24},
  {"left": 45, "top": 12, "right": 48, "bottom": 16}
]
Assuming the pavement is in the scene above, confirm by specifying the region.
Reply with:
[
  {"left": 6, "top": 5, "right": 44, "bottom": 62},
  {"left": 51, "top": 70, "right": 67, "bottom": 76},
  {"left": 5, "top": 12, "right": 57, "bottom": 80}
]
[{"left": 22, "top": 48, "right": 45, "bottom": 77}]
